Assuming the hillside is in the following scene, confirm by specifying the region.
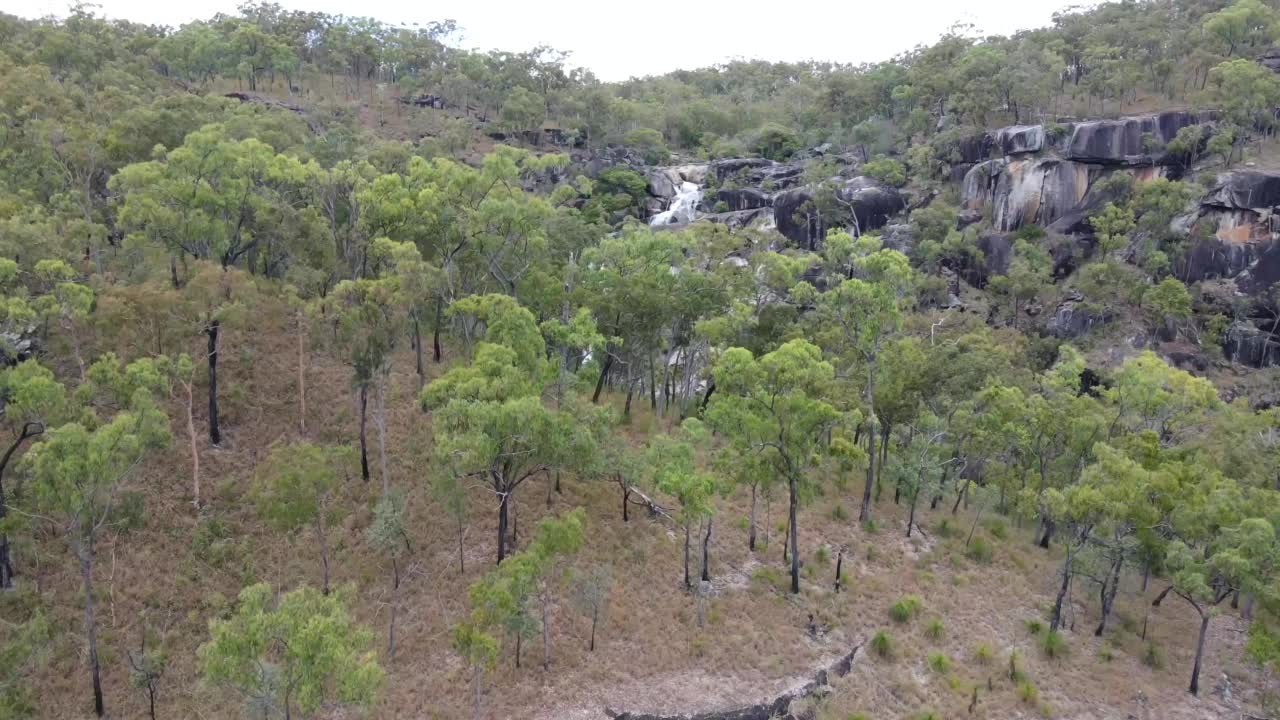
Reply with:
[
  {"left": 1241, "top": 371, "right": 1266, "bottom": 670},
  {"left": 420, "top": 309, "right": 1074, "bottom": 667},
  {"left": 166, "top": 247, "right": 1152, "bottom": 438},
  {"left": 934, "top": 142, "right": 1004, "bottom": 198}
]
[{"left": 2, "top": 2, "right": 1280, "bottom": 720}]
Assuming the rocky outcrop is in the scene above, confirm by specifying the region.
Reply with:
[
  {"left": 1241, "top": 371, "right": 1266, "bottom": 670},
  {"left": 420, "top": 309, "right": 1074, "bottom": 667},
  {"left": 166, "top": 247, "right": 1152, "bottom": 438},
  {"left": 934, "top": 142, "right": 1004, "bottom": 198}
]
[
  {"left": 1224, "top": 322, "right": 1280, "bottom": 368},
  {"left": 1047, "top": 295, "right": 1110, "bottom": 338},
  {"left": 647, "top": 169, "right": 679, "bottom": 199},
  {"left": 774, "top": 178, "right": 906, "bottom": 248},
  {"left": 711, "top": 157, "right": 775, "bottom": 181},
  {"left": 1204, "top": 171, "right": 1280, "bottom": 211},
  {"left": 964, "top": 159, "right": 1097, "bottom": 231},
  {"left": 605, "top": 642, "right": 862, "bottom": 720},
  {"left": 702, "top": 207, "right": 775, "bottom": 231},
  {"left": 1064, "top": 111, "right": 1212, "bottom": 165},
  {"left": 995, "top": 124, "right": 1046, "bottom": 155},
  {"left": 711, "top": 188, "right": 772, "bottom": 212}
]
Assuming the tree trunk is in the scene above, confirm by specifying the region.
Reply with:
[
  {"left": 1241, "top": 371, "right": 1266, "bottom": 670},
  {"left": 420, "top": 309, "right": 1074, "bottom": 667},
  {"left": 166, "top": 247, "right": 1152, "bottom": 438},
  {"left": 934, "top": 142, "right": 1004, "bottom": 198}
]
[
  {"left": 621, "top": 482, "right": 630, "bottom": 522},
  {"left": 1190, "top": 612, "right": 1210, "bottom": 695},
  {"left": 207, "top": 320, "right": 221, "bottom": 446},
  {"left": 683, "top": 524, "right": 691, "bottom": 591},
  {"left": 748, "top": 484, "right": 758, "bottom": 552},
  {"left": 358, "top": 384, "right": 370, "bottom": 482},
  {"left": 412, "top": 310, "right": 424, "bottom": 389},
  {"left": 860, "top": 420, "right": 876, "bottom": 522},
  {"left": 0, "top": 423, "right": 42, "bottom": 589},
  {"left": 701, "top": 517, "right": 712, "bottom": 582},
  {"left": 375, "top": 377, "right": 389, "bottom": 494},
  {"left": 388, "top": 556, "right": 399, "bottom": 658},
  {"left": 185, "top": 380, "right": 200, "bottom": 507},
  {"left": 433, "top": 297, "right": 443, "bottom": 363},
  {"left": 497, "top": 491, "right": 510, "bottom": 564},
  {"left": 472, "top": 662, "right": 482, "bottom": 720},
  {"left": 78, "top": 539, "right": 105, "bottom": 717},
  {"left": 789, "top": 476, "right": 800, "bottom": 594},
  {"left": 907, "top": 490, "right": 918, "bottom": 537},
  {"left": 297, "top": 313, "right": 307, "bottom": 434},
  {"left": 316, "top": 512, "right": 330, "bottom": 595},
  {"left": 1049, "top": 545, "right": 1072, "bottom": 633},
  {"left": 541, "top": 589, "right": 551, "bottom": 670},
  {"left": 1094, "top": 554, "right": 1123, "bottom": 636},
  {"left": 591, "top": 353, "right": 614, "bottom": 403},
  {"left": 834, "top": 551, "right": 843, "bottom": 592},
  {"left": 589, "top": 607, "right": 598, "bottom": 651}
]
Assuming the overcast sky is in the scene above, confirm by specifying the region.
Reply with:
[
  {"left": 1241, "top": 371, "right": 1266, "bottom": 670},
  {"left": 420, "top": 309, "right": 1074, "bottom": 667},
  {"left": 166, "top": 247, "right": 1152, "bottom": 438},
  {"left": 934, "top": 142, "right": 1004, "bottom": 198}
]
[{"left": 5, "top": 0, "right": 1082, "bottom": 80}]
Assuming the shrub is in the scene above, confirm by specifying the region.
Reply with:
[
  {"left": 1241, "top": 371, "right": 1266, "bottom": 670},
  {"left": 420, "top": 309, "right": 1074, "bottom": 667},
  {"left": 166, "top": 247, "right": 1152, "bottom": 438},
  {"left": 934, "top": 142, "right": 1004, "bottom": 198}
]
[
  {"left": 1017, "top": 680, "right": 1039, "bottom": 703},
  {"left": 814, "top": 545, "right": 831, "bottom": 565},
  {"left": 927, "top": 651, "right": 952, "bottom": 673},
  {"left": 751, "top": 566, "right": 786, "bottom": 591},
  {"left": 846, "top": 714, "right": 870, "bottom": 720},
  {"left": 831, "top": 503, "right": 849, "bottom": 521},
  {"left": 965, "top": 536, "right": 993, "bottom": 564},
  {"left": 1142, "top": 642, "right": 1165, "bottom": 669},
  {"left": 1008, "top": 649, "right": 1025, "bottom": 681},
  {"left": 926, "top": 618, "right": 945, "bottom": 640},
  {"left": 862, "top": 157, "right": 907, "bottom": 187},
  {"left": 974, "top": 643, "right": 993, "bottom": 664},
  {"left": 1040, "top": 630, "right": 1067, "bottom": 659},
  {"left": 1024, "top": 619, "right": 1045, "bottom": 636},
  {"left": 862, "top": 518, "right": 879, "bottom": 534},
  {"left": 983, "top": 518, "right": 1008, "bottom": 540},
  {"left": 936, "top": 518, "right": 957, "bottom": 538},
  {"left": 751, "top": 122, "right": 801, "bottom": 161},
  {"left": 889, "top": 594, "right": 924, "bottom": 623},
  {"left": 871, "top": 630, "right": 895, "bottom": 659},
  {"left": 915, "top": 709, "right": 942, "bottom": 720}
]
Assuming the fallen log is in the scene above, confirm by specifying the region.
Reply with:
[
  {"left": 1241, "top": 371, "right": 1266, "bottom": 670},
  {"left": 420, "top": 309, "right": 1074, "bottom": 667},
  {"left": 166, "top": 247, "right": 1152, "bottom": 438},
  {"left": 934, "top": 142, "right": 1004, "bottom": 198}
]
[{"left": 605, "top": 641, "right": 862, "bottom": 720}]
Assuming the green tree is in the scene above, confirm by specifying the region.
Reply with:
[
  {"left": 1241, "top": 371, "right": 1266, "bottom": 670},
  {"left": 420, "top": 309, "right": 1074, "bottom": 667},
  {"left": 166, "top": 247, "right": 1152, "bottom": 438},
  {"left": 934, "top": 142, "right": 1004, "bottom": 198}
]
[
  {"left": 252, "top": 442, "right": 354, "bottom": 595},
  {"left": 706, "top": 340, "right": 841, "bottom": 593},
  {"left": 367, "top": 489, "right": 410, "bottom": 658},
  {"left": 25, "top": 356, "right": 171, "bottom": 717},
  {"left": 199, "top": 583, "right": 385, "bottom": 719},
  {"left": 649, "top": 420, "right": 721, "bottom": 589}
]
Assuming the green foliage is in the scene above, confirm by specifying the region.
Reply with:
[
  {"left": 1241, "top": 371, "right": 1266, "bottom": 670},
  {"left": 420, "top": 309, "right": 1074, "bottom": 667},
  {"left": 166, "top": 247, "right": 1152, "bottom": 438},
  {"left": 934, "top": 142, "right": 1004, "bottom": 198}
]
[
  {"left": 870, "top": 629, "right": 895, "bottom": 659},
  {"left": 199, "top": 583, "right": 384, "bottom": 717},
  {"left": 965, "top": 536, "right": 993, "bottom": 564},
  {"left": 1039, "top": 630, "right": 1068, "bottom": 659},
  {"left": 751, "top": 123, "right": 801, "bottom": 161},
  {"left": 925, "top": 617, "right": 945, "bottom": 640},
  {"left": 1024, "top": 619, "right": 1045, "bottom": 635},
  {"left": 974, "top": 643, "right": 993, "bottom": 664},
  {"left": 927, "top": 651, "right": 952, "bottom": 673},
  {"left": 861, "top": 158, "right": 907, "bottom": 187},
  {"left": 1017, "top": 680, "right": 1040, "bottom": 703},
  {"left": 889, "top": 594, "right": 924, "bottom": 623}
]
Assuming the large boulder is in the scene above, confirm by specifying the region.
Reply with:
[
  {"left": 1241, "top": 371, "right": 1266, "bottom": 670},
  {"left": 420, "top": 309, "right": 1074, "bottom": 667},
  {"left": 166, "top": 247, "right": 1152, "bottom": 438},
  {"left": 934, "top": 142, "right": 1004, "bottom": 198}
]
[
  {"left": 1047, "top": 297, "right": 1110, "bottom": 339},
  {"left": 1236, "top": 240, "right": 1280, "bottom": 295},
  {"left": 956, "top": 132, "right": 995, "bottom": 164},
  {"left": 646, "top": 169, "right": 679, "bottom": 199},
  {"left": 702, "top": 207, "right": 775, "bottom": 231},
  {"left": 773, "top": 178, "right": 906, "bottom": 248},
  {"left": 1203, "top": 170, "right": 1280, "bottom": 211},
  {"left": 1064, "top": 110, "right": 1212, "bottom": 165},
  {"left": 710, "top": 157, "right": 775, "bottom": 181},
  {"left": 1224, "top": 322, "right": 1280, "bottom": 368},
  {"left": 711, "top": 188, "right": 772, "bottom": 212},
  {"left": 994, "top": 125, "right": 1045, "bottom": 155},
  {"left": 963, "top": 159, "right": 1096, "bottom": 231}
]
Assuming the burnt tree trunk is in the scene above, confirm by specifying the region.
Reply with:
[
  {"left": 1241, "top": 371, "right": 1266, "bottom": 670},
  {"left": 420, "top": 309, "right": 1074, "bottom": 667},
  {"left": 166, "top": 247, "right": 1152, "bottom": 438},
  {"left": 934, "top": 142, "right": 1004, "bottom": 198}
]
[
  {"left": 0, "top": 423, "right": 42, "bottom": 589},
  {"left": 207, "top": 320, "right": 221, "bottom": 446},
  {"left": 701, "top": 517, "right": 712, "bottom": 582},
  {"left": 358, "top": 384, "right": 370, "bottom": 482},
  {"left": 789, "top": 476, "right": 800, "bottom": 594}
]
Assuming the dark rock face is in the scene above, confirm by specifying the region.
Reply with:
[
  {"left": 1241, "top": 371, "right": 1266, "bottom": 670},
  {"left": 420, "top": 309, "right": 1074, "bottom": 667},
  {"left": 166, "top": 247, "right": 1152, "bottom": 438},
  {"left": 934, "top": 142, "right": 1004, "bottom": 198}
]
[
  {"left": 994, "top": 125, "right": 1045, "bottom": 155},
  {"left": 1183, "top": 236, "right": 1267, "bottom": 283},
  {"left": 701, "top": 207, "right": 775, "bottom": 230},
  {"left": 1260, "top": 46, "right": 1280, "bottom": 73},
  {"left": 964, "top": 159, "right": 1097, "bottom": 231},
  {"left": 1236, "top": 240, "right": 1280, "bottom": 295},
  {"left": 1047, "top": 298, "right": 1110, "bottom": 338},
  {"left": 879, "top": 223, "right": 916, "bottom": 255},
  {"left": 1064, "top": 111, "right": 1211, "bottom": 165},
  {"left": 773, "top": 178, "right": 906, "bottom": 248},
  {"left": 710, "top": 157, "right": 775, "bottom": 181},
  {"left": 712, "top": 188, "right": 772, "bottom": 212},
  {"left": 1203, "top": 171, "right": 1280, "bottom": 211},
  {"left": 1224, "top": 322, "right": 1280, "bottom": 368},
  {"left": 956, "top": 133, "right": 994, "bottom": 164}
]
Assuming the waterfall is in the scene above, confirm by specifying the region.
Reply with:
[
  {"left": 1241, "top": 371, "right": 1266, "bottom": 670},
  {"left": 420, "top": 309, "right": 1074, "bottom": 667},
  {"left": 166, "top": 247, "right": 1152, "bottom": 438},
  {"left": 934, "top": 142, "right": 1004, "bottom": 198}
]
[{"left": 650, "top": 181, "right": 702, "bottom": 226}]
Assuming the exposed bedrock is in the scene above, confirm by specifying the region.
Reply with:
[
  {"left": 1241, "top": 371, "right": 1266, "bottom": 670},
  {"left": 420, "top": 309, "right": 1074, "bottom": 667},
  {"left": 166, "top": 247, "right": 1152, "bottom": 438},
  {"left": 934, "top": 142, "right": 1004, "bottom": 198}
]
[{"left": 774, "top": 177, "right": 906, "bottom": 248}]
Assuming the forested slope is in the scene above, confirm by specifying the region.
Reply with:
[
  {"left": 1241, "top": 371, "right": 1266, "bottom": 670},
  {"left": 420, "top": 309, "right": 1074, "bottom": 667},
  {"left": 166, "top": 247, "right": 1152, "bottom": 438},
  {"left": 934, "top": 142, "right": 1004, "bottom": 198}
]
[{"left": 1, "top": 2, "right": 1280, "bottom": 720}]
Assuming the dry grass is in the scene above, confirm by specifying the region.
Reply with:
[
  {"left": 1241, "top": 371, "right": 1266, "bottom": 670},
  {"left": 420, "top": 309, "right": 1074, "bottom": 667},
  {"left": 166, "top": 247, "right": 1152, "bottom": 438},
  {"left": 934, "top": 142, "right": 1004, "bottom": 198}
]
[{"left": 8, "top": 292, "right": 1275, "bottom": 720}]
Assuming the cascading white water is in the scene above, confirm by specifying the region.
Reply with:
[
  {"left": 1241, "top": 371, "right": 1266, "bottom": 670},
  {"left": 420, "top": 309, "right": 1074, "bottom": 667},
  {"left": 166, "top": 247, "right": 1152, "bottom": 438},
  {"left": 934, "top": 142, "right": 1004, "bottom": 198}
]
[{"left": 649, "top": 181, "right": 702, "bottom": 226}]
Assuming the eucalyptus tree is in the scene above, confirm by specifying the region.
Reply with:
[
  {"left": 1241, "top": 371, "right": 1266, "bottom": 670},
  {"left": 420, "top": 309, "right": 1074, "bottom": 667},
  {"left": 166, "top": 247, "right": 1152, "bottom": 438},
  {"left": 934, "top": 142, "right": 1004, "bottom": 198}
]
[{"left": 706, "top": 339, "right": 842, "bottom": 593}]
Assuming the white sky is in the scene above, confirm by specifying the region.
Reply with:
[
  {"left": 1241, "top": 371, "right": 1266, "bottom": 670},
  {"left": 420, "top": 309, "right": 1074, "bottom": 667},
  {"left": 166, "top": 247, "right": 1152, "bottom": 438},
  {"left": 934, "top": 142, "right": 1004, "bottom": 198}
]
[{"left": 4, "top": 0, "right": 1082, "bottom": 81}]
